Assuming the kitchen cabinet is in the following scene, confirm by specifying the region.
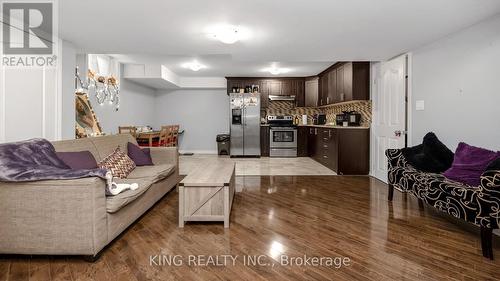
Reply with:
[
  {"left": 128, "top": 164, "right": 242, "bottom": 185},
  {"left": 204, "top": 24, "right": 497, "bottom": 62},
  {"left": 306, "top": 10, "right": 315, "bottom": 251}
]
[
  {"left": 316, "top": 61, "right": 370, "bottom": 105},
  {"left": 297, "top": 126, "right": 308, "bottom": 157},
  {"left": 306, "top": 126, "right": 369, "bottom": 175},
  {"left": 260, "top": 80, "right": 269, "bottom": 109},
  {"left": 337, "top": 128, "right": 369, "bottom": 174},
  {"left": 295, "top": 79, "right": 305, "bottom": 107},
  {"left": 227, "top": 79, "right": 244, "bottom": 94},
  {"left": 335, "top": 64, "right": 345, "bottom": 102},
  {"left": 317, "top": 128, "right": 339, "bottom": 172},
  {"left": 281, "top": 80, "right": 292, "bottom": 95},
  {"left": 260, "top": 126, "right": 270, "bottom": 157},
  {"left": 228, "top": 78, "right": 305, "bottom": 108},
  {"left": 328, "top": 68, "right": 337, "bottom": 105},
  {"left": 307, "top": 127, "right": 317, "bottom": 158},
  {"left": 318, "top": 74, "right": 329, "bottom": 106},
  {"left": 269, "top": 80, "right": 282, "bottom": 96},
  {"left": 304, "top": 78, "right": 318, "bottom": 107},
  {"left": 343, "top": 62, "right": 353, "bottom": 102}
]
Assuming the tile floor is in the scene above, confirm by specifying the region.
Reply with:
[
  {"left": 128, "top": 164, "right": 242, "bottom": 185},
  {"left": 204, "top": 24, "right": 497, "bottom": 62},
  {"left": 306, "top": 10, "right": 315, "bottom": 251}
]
[{"left": 179, "top": 154, "right": 337, "bottom": 176}]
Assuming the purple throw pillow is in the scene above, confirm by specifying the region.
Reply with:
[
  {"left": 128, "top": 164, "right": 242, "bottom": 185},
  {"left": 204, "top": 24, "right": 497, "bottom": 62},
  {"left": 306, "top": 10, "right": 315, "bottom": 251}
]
[
  {"left": 443, "top": 142, "right": 500, "bottom": 186},
  {"left": 56, "top": 151, "right": 98, "bottom": 170},
  {"left": 127, "top": 142, "right": 154, "bottom": 166}
]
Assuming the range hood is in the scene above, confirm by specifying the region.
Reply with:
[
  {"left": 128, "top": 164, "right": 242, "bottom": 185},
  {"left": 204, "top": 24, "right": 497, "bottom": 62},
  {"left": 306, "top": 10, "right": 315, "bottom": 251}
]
[{"left": 268, "top": 95, "right": 296, "bottom": 101}]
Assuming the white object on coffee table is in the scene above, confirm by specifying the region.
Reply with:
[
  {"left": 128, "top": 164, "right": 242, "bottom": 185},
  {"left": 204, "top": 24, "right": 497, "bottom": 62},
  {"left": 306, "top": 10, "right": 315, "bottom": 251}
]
[{"left": 178, "top": 161, "right": 235, "bottom": 228}]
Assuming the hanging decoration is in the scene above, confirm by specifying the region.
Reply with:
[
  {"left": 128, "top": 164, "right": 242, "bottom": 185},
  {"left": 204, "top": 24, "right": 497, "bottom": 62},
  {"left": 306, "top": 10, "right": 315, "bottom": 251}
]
[{"left": 75, "top": 66, "right": 120, "bottom": 111}]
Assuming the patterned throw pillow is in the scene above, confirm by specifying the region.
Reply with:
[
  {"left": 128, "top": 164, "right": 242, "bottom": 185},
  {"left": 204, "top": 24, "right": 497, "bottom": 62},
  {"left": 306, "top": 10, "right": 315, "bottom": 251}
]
[{"left": 98, "top": 147, "right": 136, "bottom": 179}]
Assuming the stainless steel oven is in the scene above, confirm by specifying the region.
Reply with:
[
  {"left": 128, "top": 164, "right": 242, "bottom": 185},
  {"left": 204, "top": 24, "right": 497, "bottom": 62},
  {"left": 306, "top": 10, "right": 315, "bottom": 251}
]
[{"left": 269, "top": 126, "right": 297, "bottom": 157}]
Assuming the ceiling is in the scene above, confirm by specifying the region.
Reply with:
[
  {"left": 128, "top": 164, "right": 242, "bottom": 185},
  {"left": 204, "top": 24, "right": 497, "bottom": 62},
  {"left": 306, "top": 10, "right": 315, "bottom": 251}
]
[{"left": 59, "top": 0, "right": 500, "bottom": 77}]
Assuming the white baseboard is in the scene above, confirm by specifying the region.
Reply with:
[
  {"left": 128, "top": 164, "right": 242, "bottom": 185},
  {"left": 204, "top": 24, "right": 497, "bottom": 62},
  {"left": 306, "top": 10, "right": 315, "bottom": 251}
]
[{"left": 179, "top": 150, "right": 218, "bottom": 155}]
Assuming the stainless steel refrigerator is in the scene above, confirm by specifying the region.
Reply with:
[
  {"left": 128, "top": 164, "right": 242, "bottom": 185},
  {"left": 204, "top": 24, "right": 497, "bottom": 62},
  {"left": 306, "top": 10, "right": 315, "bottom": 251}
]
[{"left": 230, "top": 92, "right": 261, "bottom": 157}]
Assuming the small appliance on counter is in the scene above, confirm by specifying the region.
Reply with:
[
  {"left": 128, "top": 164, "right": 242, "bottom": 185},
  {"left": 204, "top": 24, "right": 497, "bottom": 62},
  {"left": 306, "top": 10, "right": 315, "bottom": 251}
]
[
  {"left": 302, "top": 115, "right": 308, "bottom": 125},
  {"left": 313, "top": 113, "right": 327, "bottom": 125},
  {"left": 336, "top": 111, "right": 362, "bottom": 126}
]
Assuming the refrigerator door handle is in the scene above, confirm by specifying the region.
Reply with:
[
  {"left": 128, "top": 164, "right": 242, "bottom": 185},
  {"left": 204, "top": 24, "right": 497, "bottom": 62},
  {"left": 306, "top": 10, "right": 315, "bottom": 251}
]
[{"left": 243, "top": 105, "right": 247, "bottom": 126}]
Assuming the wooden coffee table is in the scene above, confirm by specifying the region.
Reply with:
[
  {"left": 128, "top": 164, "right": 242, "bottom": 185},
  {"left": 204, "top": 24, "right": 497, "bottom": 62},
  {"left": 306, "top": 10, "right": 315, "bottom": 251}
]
[{"left": 178, "top": 161, "right": 235, "bottom": 228}]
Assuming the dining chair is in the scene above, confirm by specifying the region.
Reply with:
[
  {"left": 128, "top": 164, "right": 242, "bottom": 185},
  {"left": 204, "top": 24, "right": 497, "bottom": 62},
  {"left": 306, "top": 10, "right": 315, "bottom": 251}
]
[
  {"left": 155, "top": 126, "right": 170, "bottom": 147},
  {"left": 118, "top": 126, "right": 137, "bottom": 138},
  {"left": 160, "top": 125, "right": 180, "bottom": 147},
  {"left": 171, "top": 125, "right": 180, "bottom": 147}
]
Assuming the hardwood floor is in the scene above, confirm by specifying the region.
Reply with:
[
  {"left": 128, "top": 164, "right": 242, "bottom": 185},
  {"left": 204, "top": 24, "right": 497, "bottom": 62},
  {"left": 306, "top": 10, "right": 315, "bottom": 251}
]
[{"left": 1, "top": 176, "right": 499, "bottom": 280}]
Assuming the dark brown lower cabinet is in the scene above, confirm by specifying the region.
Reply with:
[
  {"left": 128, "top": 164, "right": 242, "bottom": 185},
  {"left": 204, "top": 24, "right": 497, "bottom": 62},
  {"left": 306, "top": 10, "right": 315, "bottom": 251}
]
[
  {"left": 260, "top": 126, "right": 270, "bottom": 157},
  {"left": 303, "top": 127, "right": 369, "bottom": 175},
  {"left": 307, "top": 127, "right": 317, "bottom": 157},
  {"left": 297, "top": 127, "right": 308, "bottom": 157},
  {"left": 337, "top": 129, "right": 369, "bottom": 175}
]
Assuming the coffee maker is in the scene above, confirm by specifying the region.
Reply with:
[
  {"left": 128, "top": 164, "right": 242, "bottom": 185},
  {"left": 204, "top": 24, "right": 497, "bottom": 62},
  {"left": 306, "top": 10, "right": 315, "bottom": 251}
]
[
  {"left": 313, "top": 113, "right": 327, "bottom": 125},
  {"left": 336, "top": 111, "right": 361, "bottom": 126}
]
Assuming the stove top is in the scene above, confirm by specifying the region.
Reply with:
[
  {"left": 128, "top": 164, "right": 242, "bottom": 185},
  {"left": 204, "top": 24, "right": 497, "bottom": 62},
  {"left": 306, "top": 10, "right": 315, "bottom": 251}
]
[{"left": 267, "top": 115, "right": 294, "bottom": 127}]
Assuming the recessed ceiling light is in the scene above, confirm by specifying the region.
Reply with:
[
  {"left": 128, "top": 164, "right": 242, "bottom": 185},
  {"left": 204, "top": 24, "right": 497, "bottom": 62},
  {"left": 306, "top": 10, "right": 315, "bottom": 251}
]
[
  {"left": 262, "top": 64, "right": 290, "bottom": 75},
  {"left": 206, "top": 24, "right": 249, "bottom": 44},
  {"left": 182, "top": 61, "right": 206, "bottom": 71}
]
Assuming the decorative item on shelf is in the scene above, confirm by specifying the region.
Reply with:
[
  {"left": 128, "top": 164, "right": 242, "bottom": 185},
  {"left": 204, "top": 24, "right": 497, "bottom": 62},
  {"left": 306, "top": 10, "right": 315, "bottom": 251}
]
[{"left": 75, "top": 67, "right": 120, "bottom": 111}]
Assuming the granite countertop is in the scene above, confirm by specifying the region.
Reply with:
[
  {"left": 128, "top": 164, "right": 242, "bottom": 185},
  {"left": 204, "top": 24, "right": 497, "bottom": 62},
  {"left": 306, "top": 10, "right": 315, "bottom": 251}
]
[
  {"left": 260, "top": 124, "right": 369, "bottom": 129},
  {"left": 298, "top": 124, "right": 370, "bottom": 129}
]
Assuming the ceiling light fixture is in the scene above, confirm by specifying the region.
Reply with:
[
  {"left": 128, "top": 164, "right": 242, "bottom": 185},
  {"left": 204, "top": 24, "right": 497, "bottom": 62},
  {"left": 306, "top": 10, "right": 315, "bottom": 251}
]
[
  {"left": 263, "top": 64, "right": 290, "bottom": 75},
  {"left": 182, "top": 61, "right": 206, "bottom": 71},
  {"left": 207, "top": 24, "right": 248, "bottom": 44}
]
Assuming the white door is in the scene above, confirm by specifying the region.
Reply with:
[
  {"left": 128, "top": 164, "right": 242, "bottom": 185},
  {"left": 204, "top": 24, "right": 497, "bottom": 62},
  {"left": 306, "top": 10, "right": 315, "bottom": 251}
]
[{"left": 371, "top": 55, "right": 408, "bottom": 183}]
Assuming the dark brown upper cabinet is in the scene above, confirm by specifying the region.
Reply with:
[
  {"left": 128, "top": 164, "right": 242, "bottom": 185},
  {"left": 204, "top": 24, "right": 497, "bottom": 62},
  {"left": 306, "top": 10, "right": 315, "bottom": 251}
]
[
  {"left": 327, "top": 68, "right": 337, "bottom": 105},
  {"left": 269, "top": 80, "right": 282, "bottom": 96},
  {"left": 317, "top": 62, "right": 370, "bottom": 105},
  {"left": 281, "top": 80, "right": 292, "bottom": 96},
  {"left": 335, "top": 64, "right": 345, "bottom": 102},
  {"left": 304, "top": 78, "right": 319, "bottom": 107},
  {"left": 259, "top": 80, "right": 269, "bottom": 109},
  {"left": 295, "top": 79, "right": 305, "bottom": 107},
  {"left": 318, "top": 74, "right": 329, "bottom": 106},
  {"left": 226, "top": 77, "right": 305, "bottom": 108}
]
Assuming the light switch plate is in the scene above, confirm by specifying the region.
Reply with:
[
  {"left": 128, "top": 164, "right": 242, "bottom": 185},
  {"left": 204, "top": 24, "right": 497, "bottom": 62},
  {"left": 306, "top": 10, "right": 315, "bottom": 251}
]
[{"left": 416, "top": 100, "right": 425, "bottom": 111}]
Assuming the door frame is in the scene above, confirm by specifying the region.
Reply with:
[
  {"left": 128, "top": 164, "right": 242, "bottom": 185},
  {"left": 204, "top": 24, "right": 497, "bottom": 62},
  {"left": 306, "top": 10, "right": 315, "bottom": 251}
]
[{"left": 369, "top": 53, "right": 413, "bottom": 178}]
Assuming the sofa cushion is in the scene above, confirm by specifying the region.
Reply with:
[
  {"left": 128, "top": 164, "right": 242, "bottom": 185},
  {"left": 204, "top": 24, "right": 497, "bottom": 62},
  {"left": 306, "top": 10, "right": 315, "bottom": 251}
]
[
  {"left": 127, "top": 164, "right": 174, "bottom": 183},
  {"left": 52, "top": 137, "right": 101, "bottom": 162},
  {"left": 106, "top": 178, "right": 153, "bottom": 213},
  {"left": 402, "top": 132, "right": 454, "bottom": 173},
  {"left": 90, "top": 134, "right": 137, "bottom": 161},
  {"left": 98, "top": 147, "right": 136, "bottom": 179},
  {"left": 444, "top": 142, "right": 500, "bottom": 187},
  {"left": 485, "top": 157, "right": 500, "bottom": 172},
  {"left": 56, "top": 151, "right": 98, "bottom": 170},
  {"left": 127, "top": 142, "right": 153, "bottom": 166}
]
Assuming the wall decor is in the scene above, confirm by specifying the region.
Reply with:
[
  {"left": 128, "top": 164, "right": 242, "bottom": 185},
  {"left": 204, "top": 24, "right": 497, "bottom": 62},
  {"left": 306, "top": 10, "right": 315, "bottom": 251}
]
[{"left": 75, "top": 92, "right": 104, "bottom": 138}]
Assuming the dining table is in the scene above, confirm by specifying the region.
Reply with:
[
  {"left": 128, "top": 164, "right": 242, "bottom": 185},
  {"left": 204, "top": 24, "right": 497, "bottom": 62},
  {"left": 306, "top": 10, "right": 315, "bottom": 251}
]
[
  {"left": 135, "top": 129, "right": 184, "bottom": 147},
  {"left": 136, "top": 131, "right": 160, "bottom": 147}
]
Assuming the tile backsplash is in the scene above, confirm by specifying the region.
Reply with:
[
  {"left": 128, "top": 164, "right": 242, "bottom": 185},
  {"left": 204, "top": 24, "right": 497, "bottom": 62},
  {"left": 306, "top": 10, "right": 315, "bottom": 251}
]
[{"left": 265, "top": 100, "right": 372, "bottom": 126}]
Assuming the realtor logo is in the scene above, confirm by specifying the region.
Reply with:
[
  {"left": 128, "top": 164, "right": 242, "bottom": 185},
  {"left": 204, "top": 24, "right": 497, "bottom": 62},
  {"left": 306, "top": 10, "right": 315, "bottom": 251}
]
[
  {"left": 1, "top": 1, "right": 57, "bottom": 67},
  {"left": 2, "top": 2, "right": 53, "bottom": 54}
]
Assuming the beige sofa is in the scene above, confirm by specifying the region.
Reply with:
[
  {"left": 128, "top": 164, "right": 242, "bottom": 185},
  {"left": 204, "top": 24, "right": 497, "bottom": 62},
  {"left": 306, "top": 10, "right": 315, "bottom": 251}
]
[{"left": 0, "top": 134, "right": 179, "bottom": 260}]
